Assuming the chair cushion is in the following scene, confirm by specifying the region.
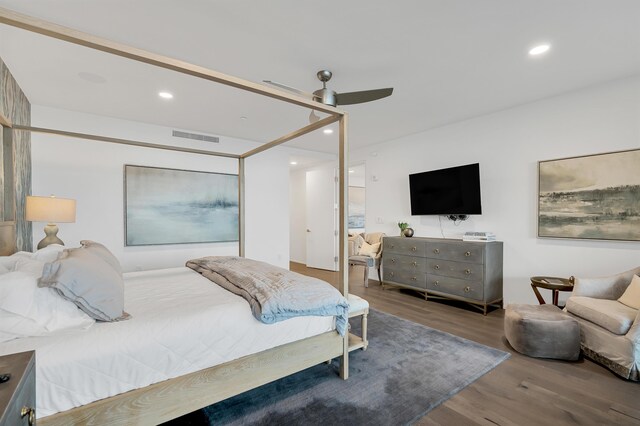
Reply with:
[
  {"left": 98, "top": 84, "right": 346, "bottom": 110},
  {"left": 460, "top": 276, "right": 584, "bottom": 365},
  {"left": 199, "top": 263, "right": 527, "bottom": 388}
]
[
  {"left": 348, "top": 294, "right": 369, "bottom": 313},
  {"left": 358, "top": 241, "right": 381, "bottom": 257},
  {"left": 349, "top": 255, "right": 375, "bottom": 267},
  {"left": 618, "top": 274, "right": 640, "bottom": 310},
  {"left": 566, "top": 296, "right": 637, "bottom": 335}
]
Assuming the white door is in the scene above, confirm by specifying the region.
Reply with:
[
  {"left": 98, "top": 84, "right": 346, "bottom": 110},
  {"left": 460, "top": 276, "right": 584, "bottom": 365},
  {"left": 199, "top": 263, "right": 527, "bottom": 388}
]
[{"left": 305, "top": 168, "right": 338, "bottom": 271}]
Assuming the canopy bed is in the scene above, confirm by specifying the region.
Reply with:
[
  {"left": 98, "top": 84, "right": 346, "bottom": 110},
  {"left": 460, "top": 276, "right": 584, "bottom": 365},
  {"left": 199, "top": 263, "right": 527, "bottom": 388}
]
[{"left": 0, "top": 6, "right": 353, "bottom": 425}]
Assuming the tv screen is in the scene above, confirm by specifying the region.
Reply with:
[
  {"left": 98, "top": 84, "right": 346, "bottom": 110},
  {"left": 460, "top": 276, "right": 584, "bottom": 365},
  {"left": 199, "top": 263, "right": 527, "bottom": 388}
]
[{"left": 409, "top": 163, "right": 482, "bottom": 215}]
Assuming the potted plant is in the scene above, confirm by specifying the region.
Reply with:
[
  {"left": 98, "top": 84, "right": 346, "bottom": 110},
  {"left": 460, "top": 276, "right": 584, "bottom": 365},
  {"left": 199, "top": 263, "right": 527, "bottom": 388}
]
[{"left": 398, "top": 222, "right": 409, "bottom": 237}]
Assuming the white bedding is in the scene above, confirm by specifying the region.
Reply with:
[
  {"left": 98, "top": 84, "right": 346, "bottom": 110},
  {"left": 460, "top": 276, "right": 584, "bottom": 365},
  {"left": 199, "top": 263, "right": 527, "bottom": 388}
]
[{"left": 0, "top": 267, "right": 335, "bottom": 418}]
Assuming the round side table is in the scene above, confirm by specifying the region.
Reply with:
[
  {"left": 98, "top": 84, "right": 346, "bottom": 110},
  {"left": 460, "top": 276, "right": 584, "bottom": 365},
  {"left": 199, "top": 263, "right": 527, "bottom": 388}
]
[{"left": 530, "top": 276, "right": 574, "bottom": 307}]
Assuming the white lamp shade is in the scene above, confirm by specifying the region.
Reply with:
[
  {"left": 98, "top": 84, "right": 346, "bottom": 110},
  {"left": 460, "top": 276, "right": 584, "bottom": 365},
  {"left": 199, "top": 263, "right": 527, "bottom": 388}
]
[{"left": 25, "top": 196, "right": 76, "bottom": 223}]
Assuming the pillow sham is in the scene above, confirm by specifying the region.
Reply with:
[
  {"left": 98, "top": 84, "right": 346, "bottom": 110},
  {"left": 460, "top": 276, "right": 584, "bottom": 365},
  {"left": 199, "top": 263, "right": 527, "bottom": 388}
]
[
  {"left": 618, "top": 274, "right": 640, "bottom": 310},
  {"left": 358, "top": 241, "right": 381, "bottom": 257},
  {"left": 39, "top": 243, "right": 128, "bottom": 322},
  {"left": 80, "top": 240, "right": 123, "bottom": 274}
]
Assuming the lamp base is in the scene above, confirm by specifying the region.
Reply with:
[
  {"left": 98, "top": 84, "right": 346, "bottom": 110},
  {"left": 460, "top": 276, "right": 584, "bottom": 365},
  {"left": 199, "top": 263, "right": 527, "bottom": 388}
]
[{"left": 37, "top": 223, "right": 64, "bottom": 250}]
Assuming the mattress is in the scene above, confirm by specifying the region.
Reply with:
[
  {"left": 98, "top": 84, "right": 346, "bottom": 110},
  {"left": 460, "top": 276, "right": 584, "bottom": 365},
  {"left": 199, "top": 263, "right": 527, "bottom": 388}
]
[{"left": 0, "top": 267, "right": 335, "bottom": 418}]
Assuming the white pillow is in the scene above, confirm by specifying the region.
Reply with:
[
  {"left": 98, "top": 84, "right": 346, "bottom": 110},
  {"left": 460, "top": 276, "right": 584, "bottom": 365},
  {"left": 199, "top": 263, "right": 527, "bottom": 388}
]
[
  {"left": 0, "top": 251, "right": 31, "bottom": 271},
  {"left": 0, "top": 257, "right": 95, "bottom": 343},
  {"left": 32, "top": 244, "right": 65, "bottom": 263},
  {"left": 0, "top": 264, "right": 9, "bottom": 274},
  {"left": 618, "top": 275, "right": 640, "bottom": 310},
  {"left": 0, "top": 271, "right": 38, "bottom": 317},
  {"left": 358, "top": 241, "right": 381, "bottom": 257}
]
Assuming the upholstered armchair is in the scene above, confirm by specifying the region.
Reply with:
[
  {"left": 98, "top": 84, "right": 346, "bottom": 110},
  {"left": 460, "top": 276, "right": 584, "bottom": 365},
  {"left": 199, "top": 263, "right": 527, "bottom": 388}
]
[
  {"left": 565, "top": 266, "right": 640, "bottom": 381},
  {"left": 348, "top": 232, "right": 385, "bottom": 287}
]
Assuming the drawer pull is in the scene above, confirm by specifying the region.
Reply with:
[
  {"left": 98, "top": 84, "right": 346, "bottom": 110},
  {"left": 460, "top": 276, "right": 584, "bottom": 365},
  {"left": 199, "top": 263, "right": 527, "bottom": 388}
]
[
  {"left": 465, "top": 251, "right": 471, "bottom": 257},
  {"left": 434, "top": 280, "right": 439, "bottom": 286},
  {"left": 390, "top": 244, "right": 395, "bottom": 249},
  {"left": 411, "top": 277, "right": 417, "bottom": 281},
  {"left": 464, "top": 286, "right": 470, "bottom": 293},
  {"left": 411, "top": 246, "right": 417, "bottom": 252},
  {"left": 390, "top": 272, "right": 394, "bottom": 276},
  {"left": 465, "top": 269, "right": 471, "bottom": 275},
  {"left": 433, "top": 248, "right": 440, "bottom": 254},
  {"left": 412, "top": 261, "right": 417, "bottom": 267},
  {"left": 391, "top": 258, "right": 396, "bottom": 263},
  {"left": 21, "top": 406, "right": 35, "bottom": 426},
  {"left": 434, "top": 264, "right": 440, "bottom": 270}
]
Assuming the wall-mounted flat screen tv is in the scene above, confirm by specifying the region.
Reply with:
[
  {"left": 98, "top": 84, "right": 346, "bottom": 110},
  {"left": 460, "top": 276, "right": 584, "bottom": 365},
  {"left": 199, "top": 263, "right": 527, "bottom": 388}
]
[{"left": 409, "top": 163, "right": 482, "bottom": 215}]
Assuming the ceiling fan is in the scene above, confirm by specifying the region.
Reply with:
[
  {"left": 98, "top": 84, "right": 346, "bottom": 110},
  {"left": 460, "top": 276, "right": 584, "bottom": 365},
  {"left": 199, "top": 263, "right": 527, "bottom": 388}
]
[{"left": 264, "top": 70, "right": 393, "bottom": 122}]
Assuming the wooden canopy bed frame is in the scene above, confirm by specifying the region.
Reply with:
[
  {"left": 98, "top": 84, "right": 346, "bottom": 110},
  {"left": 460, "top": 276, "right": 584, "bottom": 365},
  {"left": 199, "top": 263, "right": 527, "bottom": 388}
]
[{"left": 0, "top": 7, "right": 353, "bottom": 425}]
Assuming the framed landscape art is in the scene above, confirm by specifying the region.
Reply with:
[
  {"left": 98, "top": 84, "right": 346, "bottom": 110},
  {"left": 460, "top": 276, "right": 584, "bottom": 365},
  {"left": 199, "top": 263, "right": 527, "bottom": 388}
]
[
  {"left": 348, "top": 186, "right": 365, "bottom": 230},
  {"left": 538, "top": 149, "right": 640, "bottom": 241},
  {"left": 124, "top": 165, "right": 239, "bottom": 246}
]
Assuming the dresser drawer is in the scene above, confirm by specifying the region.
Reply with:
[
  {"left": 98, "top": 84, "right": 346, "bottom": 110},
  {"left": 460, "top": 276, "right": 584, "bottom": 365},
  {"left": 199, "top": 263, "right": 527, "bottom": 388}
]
[
  {"left": 383, "top": 268, "right": 427, "bottom": 289},
  {"left": 427, "top": 275, "right": 484, "bottom": 301},
  {"left": 426, "top": 242, "right": 484, "bottom": 264},
  {"left": 0, "top": 352, "right": 35, "bottom": 426},
  {"left": 427, "top": 259, "right": 484, "bottom": 281},
  {"left": 383, "top": 238, "right": 426, "bottom": 257},
  {"left": 381, "top": 253, "right": 426, "bottom": 273}
]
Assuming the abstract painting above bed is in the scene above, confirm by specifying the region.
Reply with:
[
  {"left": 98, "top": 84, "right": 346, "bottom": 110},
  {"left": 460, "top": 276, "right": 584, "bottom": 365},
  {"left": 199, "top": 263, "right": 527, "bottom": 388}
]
[{"left": 124, "top": 165, "right": 239, "bottom": 246}]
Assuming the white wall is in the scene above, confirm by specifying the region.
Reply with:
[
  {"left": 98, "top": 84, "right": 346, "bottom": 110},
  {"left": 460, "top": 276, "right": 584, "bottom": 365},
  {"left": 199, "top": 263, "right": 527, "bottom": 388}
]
[
  {"left": 30, "top": 105, "right": 290, "bottom": 271},
  {"left": 289, "top": 169, "right": 306, "bottom": 264},
  {"left": 351, "top": 76, "right": 640, "bottom": 304}
]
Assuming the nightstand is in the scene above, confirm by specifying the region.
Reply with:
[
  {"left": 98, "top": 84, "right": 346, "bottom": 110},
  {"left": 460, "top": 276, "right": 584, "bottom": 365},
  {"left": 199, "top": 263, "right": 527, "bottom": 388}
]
[{"left": 0, "top": 351, "right": 36, "bottom": 426}]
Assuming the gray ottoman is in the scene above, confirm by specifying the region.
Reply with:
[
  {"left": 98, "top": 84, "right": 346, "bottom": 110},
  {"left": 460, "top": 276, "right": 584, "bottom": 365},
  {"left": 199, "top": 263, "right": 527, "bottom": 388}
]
[{"left": 504, "top": 304, "right": 580, "bottom": 360}]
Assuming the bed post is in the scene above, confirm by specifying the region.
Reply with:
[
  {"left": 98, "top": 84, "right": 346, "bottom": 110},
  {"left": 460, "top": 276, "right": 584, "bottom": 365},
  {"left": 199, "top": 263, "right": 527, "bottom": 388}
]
[
  {"left": 338, "top": 113, "right": 349, "bottom": 380},
  {"left": 238, "top": 157, "right": 245, "bottom": 257}
]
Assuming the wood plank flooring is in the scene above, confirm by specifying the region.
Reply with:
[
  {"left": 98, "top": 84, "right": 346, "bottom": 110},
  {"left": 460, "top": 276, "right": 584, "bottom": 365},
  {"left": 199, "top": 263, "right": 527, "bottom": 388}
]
[{"left": 291, "top": 262, "right": 640, "bottom": 426}]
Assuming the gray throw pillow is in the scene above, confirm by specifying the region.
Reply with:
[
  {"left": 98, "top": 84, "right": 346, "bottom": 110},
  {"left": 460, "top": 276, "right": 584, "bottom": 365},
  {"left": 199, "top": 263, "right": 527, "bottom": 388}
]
[{"left": 39, "top": 243, "right": 129, "bottom": 322}]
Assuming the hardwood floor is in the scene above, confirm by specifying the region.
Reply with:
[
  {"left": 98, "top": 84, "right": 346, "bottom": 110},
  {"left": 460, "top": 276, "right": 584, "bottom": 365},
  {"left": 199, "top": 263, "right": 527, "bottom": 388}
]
[{"left": 291, "top": 262, "right": 640, "bottom": 426}]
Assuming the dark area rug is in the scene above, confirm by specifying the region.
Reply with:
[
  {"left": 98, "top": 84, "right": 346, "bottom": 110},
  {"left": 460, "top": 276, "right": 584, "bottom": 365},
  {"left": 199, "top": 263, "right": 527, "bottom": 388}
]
[{"left": 165, "top": 309, "right": 509, "bottom": 426}]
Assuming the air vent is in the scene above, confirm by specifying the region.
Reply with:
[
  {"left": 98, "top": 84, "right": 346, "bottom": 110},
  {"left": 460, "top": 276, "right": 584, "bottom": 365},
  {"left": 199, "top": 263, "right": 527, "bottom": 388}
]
[{"left": 172, "top": 130, "right": 219, "bottom": 143}]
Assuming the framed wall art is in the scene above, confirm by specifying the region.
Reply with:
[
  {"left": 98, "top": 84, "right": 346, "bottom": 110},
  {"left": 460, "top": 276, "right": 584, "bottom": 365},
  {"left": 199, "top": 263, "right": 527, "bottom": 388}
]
[
  {"left": 124, "top": 165, "right": 238, "bottom": 246},
  {"left": 348, "top": 186, "right": 365, "bottom": 230},
  {"left": 538, "top": 149, "right": 640, "bottom": 241}
]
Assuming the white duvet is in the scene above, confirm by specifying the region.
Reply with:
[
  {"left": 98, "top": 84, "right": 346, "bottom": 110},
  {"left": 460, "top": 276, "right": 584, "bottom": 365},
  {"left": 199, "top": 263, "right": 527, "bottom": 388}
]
[{"left": 0, "top": 267, "right": 335, "bottom": 418}]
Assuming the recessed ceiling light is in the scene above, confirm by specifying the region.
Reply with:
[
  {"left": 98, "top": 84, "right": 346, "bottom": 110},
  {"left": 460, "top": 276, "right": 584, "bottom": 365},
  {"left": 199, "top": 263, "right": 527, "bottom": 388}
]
[
  {"left": 158, "top": 91, "right": 174, "bottom": 99},
  {"left": 323, "top": 129, "right": 334, "bottom": 135},
  {"left": 529, "top": 44, "right": 551, "bottom": 56},
  {"left": 290, "top": 161, "right": 298, "bottom": 165}
]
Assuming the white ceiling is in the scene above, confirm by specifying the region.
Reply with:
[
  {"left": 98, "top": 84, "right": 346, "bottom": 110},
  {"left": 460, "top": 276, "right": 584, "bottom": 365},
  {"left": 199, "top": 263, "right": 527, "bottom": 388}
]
[{"left": 0, "top": 1, "right": 639, "bottom": 154}]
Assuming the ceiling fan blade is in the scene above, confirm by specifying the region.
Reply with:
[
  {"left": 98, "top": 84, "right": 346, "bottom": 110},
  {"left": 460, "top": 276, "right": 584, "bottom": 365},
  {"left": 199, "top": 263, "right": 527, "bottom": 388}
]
[
  {"left": 335, "top": 88, "right": 393, "bottom": 106},
  {"left": 262, "top": 80, "right": 314, "bottom": 98}
]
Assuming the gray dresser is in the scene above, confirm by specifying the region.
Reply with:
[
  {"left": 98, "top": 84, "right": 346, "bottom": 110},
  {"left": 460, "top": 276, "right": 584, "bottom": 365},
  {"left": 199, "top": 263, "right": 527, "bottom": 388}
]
[{"left": 381, "top": 236, "right": 503, "bottom": 315}]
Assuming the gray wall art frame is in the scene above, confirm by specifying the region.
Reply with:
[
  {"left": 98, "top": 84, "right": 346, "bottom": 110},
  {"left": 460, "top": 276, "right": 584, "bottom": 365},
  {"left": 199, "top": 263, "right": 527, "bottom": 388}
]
[
  {"left": 124, "top": 165, "right": 239, "bottom": 246},
  {"left": 538, "top": 148, "right": 640, "bottom": 242}
]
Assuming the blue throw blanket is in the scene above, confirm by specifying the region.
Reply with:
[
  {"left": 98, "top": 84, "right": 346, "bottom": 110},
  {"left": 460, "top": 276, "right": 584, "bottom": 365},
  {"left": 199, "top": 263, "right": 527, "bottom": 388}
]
[{"left": 186, "top": 256, "right": 349, "bottom": 335}]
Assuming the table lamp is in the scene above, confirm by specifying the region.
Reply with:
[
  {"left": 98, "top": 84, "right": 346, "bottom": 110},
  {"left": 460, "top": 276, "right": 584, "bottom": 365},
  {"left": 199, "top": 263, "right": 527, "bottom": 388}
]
[{"left": 25, "top": 195, "right": 76, "bottom": 249}]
